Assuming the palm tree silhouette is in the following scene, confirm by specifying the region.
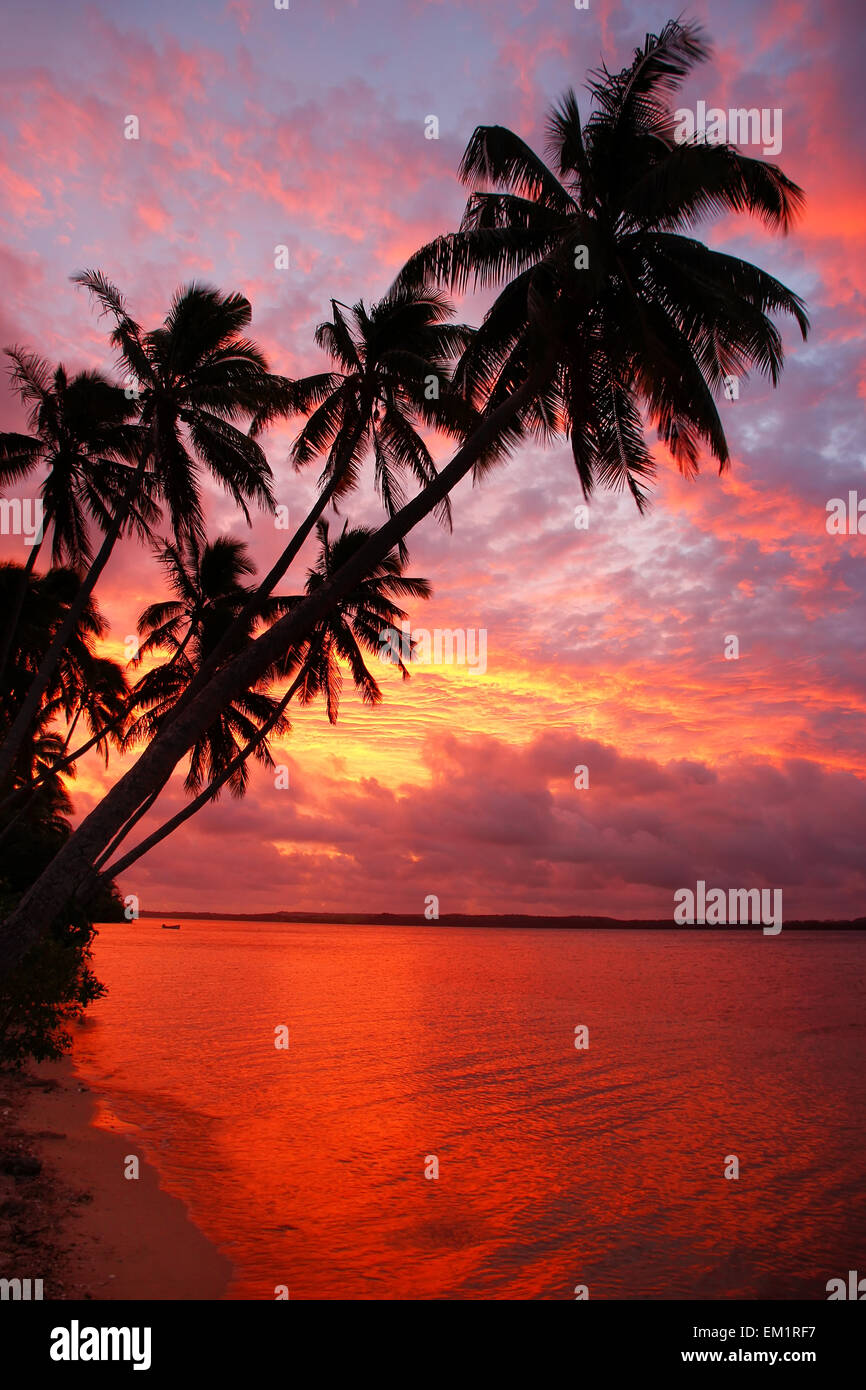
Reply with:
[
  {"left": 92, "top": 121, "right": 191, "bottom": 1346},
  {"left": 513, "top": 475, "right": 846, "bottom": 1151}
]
[
  {"left": 89, "top": 533, "right": 291, "bottom": 874},
  {"left": 396, "top": 20, "right": 808, "bottom": 509},
  {"left": 284, "top": 518, "right": 432, "bottom": 718},
  {"left": 0, "top": 277, "right": 283, "bottom": 785},
  {"left": 125, "top": 536, "right": 291, "bottom": 794},
  {"left": 0, "top": 354, "right": 148, "bottom": 685},
  {"left": 0, "top": 565, "right": 130, "bottom": 760},
  {"left": 188, "top": 286, "right": 473, "bottom": 695},
  {"left": 0, "top": 563, "right": 131, "bottom": 845},
  {"left": 72, "top": 273, "right": 281, "bottom": 540},
  {"left": 102, "top": 521, "right": 430, "bottom": 878},
  {"left": 285, "top": 289, "right": 474, "bottom": 535}
]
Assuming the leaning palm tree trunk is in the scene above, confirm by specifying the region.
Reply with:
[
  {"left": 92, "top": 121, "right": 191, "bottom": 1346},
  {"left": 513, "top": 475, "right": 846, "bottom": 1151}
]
[
  {"left": 94, "top": 787, "right": 162, "bottom": 871},
  {"left": 61, "top": 702, "right": 83, "bottom": 754},
  {"left": 0, "top": 453, "right": 148, "bottom": 786},
  {"left": 0, "top": 369, "right": 545, "bottom": 974},
  {"left": 165, "top": 441, "right": 358, "bottom": 726},
  {"left": 103, "top": 670, "right": 306, "bottom": 879}
]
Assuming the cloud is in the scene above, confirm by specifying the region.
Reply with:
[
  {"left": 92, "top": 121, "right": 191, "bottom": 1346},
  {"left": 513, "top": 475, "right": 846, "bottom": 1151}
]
[{"left": 108, "top": 727, "right": 866, "bottom": 919}]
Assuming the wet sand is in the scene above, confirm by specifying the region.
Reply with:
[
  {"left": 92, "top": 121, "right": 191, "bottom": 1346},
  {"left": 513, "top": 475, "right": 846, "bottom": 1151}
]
[{"left": 0, "top": 1055, "right": 231, "bottom": 1300}]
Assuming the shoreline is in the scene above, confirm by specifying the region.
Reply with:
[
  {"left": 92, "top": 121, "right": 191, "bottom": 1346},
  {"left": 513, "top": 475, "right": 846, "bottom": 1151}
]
[
  {"left": 0, "top": 1054, "right": 232, "bottom": 1300},
  {"left": 137, "top": 911, "right": 866, "bottom": 930}
]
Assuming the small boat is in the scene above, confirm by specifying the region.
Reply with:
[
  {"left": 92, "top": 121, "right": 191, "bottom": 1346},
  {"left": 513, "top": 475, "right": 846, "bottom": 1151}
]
[{"left": 160, "top": 923, "right": 181, "bottom": 930}]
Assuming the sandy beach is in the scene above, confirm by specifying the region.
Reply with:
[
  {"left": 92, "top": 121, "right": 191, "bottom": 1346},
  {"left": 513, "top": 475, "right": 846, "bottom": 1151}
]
[{"left": 0, "top": 1055, "right": 231, "bottom": 1300}]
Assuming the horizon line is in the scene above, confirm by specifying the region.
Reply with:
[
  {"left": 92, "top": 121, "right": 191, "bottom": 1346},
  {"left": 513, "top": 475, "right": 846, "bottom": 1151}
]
[{"left": 133, "top": 910, "right": 866, "bottom": 929}]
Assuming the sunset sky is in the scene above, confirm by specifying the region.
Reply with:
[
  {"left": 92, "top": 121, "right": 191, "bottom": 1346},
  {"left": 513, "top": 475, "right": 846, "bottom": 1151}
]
[{"left": 1, "top": 0, "right": 865, "bottom": 918}]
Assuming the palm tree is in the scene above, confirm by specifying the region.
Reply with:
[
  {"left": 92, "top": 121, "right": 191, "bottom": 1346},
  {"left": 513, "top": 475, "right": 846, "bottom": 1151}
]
[
  {"left": 72, "top": 273, "right": 282, "bottom": 541},
  {"left": 101, "top": 520, "right": 430, "bottom": 879},
  {"left": 0, "top": 564, "right": 130, "bottom": 757},
  {"left": 94, "top": 535, "right": 292, "bottom": 869},
  {"left": 134, "top": 535, "right": 262, "bottom": 688},
  {"left": 184, "top": 286, "right": 474, "bottom": 699},
  {"left": 0, "top": 563, "right": 131, "bottom": 844},
  {"left": 286, "top": 518, "right": 429, "bottom": 716},
  {"left": 0, "top": 20, "right": 810, "bottom": 973},
  {"left": 89, "top": 533, "right": 298, "bottom": 874},
  {"left": 395, "top": 19, "right": 808, "bottom": 509},
  {"left": 0, "top": 354, "right": 148, "bottom": 685},
  {"left": 0, "top": 276, "right": 283, "bottom": 786},
  {"left": 280, "top": 289, "right": 475, "bottom": 532}
]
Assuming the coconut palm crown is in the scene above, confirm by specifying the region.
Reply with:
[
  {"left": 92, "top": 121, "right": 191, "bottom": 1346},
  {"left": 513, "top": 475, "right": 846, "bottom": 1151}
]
[{"left": 396, "top": 19, "right": 809, "bottom": 510}]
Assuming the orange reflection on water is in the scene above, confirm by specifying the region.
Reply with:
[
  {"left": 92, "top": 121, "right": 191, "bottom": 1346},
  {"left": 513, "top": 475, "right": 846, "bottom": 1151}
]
[{"left": 71, "top": 920, "right": 866, "bottom": 1299}]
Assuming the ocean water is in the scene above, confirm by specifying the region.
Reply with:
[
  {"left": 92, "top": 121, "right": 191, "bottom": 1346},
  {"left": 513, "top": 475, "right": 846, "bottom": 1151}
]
[{"left": 74, "top": 920, "right": 866, "bottom": 1300}]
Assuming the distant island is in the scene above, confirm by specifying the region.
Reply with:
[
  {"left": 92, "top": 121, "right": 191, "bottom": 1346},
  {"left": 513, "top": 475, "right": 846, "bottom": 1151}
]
[{"left": 137, "top": 911, "right": 866, "bottom": 930}]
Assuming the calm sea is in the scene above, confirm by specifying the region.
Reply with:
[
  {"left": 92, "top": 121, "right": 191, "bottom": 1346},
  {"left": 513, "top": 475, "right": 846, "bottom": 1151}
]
[{"left": 75, "top": 920, "right": 866, "bottom": 1300}]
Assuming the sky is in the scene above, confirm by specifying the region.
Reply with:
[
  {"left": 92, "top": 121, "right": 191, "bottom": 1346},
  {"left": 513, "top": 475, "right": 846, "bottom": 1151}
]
[{"left": 1, "top": 0, "right": 865, "bottom": 919}]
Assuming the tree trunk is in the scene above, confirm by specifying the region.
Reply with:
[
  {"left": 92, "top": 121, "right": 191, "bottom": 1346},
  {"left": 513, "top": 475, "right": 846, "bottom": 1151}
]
[
  {"left": 104, "top": 671, "right": 305, "bottom": 878},
  {"left": 163, "top": 455, "right": 346, "bottom": 725},
  {"left": 61, "top": 702, "right": 82, "bottom": 754},
  {"left": 0, "top": 371, "right": 542, "bottom": 974},
  {"left": 94, "top": 786, "right": 162, "bottom": 871}
]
